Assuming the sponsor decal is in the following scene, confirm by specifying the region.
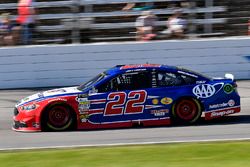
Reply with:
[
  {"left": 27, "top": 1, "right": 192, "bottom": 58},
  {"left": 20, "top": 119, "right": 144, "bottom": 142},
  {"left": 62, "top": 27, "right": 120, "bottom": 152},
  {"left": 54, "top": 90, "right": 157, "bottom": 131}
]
[
  {"left": 79, "top": 110, "right": 89, "bottom": 115},
  {"left": 147, "top": 96, "right": 160, "bottom": 99},
  {"left": 120, "top": 64, "right": 161, "bottom": 70},
  {"left": 76, "top": 97, "right": 88, "bottom": 103},
  {"left": 177, "top": 71, "right": 198, "bottom": 78},
  {"left": 160, "top": 97, "right": 173, "bottom": 105},
  {"left": 126, "top": 69, "right": 147, "bottom": 73},
  {"left": 38, "top": 93, "right": 44, "bottom": 98},
  {"left": 196, "top": 80, "right": 206, "bottom": 84},
  {"left": 152, "top": 99, "right": 159, "bottom": 105},
  {"left": 223, "top": 84, "right": 234, "bottom": 94},
  {"left": 78, "top": 94, "right": 88, "bottom": 98},
  {"left": 205, "top": 105, "right": 240, "bottom": 120},
  {"left": 228, "top": 99, "right": 235, "bottom": 107},
  {"left": 48, "top": 98, "right": 67, "bottom": 103},
  {"left": 151, "top": 109, "right": 169, "bottom": 116},
  {"left": 80, "top": 114, "right": 89, "bottom": 122},
  {"left": 79, "top": 101, "right": 90, "bottom": 105},
  {"left": 79, "top": 104, "right": 90, "bottom": 111},
  {"left": 193, "top": 84, "right": 215, "bottom": 98},
  {"left": 211, "top": 109, "right": 235, "bottom": 117},
  {"left": 209, "top": 102, "right": 227, "bottom": 109},
  {"left": 32, "top": 122, "right": 40, "bottom": 128},
  {"left": 193, "top": 83, "right": 224, "bottom": 98},
  {"left": 76, "top": 95, "right": 90, "bottom": 112},
  {"left": 209, "top": 99, "right": 235, "bottom": 109},
  {"left": 23, "top": 97, "right": 29, "bottom": 102},
  {"left": 145, "top": 105, "right": 163, "bottom": 109}
]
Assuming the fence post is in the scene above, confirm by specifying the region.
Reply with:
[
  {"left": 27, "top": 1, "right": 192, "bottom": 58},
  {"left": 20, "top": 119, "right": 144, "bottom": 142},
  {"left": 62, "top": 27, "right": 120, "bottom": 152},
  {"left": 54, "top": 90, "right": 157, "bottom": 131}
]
[
  {"left": 188, "top": 1, "right": 197, "bottom": 37},
  {"left": 248, "top": 19, "right": 250, "bottom": 35},
  {"left": 72, "top": 0, "right": 81, "bottom": 43},
  {"left": 204, "top": 0, "right": 213, "bottom": 33}
]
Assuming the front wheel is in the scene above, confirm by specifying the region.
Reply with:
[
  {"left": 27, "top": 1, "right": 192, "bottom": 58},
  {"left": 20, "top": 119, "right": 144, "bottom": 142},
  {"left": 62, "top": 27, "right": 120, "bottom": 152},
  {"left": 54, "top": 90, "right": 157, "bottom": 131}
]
[
  {"left": 42, "top": 105, "right": 74, "bottom": 131},
  {"left": 172, "top": 98, "right": 202, "bottom": 124}
]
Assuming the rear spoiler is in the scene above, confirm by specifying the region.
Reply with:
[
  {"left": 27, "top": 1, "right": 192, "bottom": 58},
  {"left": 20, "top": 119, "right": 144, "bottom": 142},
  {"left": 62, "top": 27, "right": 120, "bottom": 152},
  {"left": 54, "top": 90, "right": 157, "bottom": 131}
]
[{"left": 225, "top": 73, "right": 234, "bottom": 81}]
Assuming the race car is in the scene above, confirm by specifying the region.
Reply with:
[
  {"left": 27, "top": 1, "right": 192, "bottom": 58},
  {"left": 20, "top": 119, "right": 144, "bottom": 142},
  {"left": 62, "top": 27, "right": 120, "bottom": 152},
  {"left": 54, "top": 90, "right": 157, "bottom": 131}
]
[{"left": 13, "top": 64, "right": 240, "bottom": 132}]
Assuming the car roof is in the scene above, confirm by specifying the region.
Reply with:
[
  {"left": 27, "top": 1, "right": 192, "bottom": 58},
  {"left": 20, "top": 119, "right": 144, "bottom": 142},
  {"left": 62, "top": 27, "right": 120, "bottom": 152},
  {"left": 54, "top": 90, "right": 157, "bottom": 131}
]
[
  {"left": 105, "top": 64, "right": 210, "bottom": 80},
  {"left": 106, "top": 64, "right": 178, "bottom": 75}
]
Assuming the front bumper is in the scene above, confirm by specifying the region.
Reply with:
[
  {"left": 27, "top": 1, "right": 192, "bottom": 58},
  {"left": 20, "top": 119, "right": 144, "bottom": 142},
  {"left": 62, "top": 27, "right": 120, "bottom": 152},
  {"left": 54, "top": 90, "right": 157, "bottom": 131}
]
[{"left": 12, "top": 121, "right": 41, "bottom": 132}]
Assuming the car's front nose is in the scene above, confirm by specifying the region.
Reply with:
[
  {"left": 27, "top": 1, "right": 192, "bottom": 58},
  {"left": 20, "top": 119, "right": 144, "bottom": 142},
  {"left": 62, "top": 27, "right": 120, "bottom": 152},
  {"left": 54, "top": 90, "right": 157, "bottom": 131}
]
[{"left": 12, "top": 106, "right": 41, "bottom": 132}]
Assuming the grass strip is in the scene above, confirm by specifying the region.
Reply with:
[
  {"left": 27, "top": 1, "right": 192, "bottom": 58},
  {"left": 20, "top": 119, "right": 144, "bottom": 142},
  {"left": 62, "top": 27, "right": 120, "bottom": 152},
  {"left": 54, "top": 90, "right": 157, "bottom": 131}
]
[{"left": 0, "top": 141, "right": 250, "bottom": 167}]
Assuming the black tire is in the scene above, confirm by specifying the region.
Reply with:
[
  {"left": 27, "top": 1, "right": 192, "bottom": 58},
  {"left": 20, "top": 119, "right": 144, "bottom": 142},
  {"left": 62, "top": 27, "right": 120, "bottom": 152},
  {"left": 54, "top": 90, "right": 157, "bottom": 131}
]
[
  {"left": 172, "top": 98, "right": 202, "bottom": 124},
  {"left": 42, "top": 104, "right": 75, "bottom": 131}
]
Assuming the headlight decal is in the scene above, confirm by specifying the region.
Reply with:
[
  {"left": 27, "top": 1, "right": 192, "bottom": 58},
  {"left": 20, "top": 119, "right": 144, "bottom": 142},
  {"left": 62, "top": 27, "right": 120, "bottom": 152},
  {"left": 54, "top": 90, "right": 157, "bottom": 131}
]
[{"left": 21, "top": 104, "right": 39, "bottom": 111}]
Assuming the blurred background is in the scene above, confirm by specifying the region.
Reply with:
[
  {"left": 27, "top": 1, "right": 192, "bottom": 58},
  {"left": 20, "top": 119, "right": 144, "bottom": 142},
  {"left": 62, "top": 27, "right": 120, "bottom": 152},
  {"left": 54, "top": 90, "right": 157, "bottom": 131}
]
[{"left": 0, "top": 0, "right": 249, "bottom": 46}]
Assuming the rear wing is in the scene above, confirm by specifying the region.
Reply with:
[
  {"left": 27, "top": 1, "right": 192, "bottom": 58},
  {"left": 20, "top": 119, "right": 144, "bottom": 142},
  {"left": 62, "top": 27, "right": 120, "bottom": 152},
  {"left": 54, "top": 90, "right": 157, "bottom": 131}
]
[{"left": 225, "top": 73, "right": 234, "bottom": 81}]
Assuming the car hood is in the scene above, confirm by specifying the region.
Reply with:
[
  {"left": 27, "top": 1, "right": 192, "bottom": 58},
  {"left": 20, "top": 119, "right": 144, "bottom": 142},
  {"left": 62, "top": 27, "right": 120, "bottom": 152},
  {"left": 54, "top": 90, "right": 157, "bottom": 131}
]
[{"left": 16, "top": 86, "right": 82, "bottom": 106}]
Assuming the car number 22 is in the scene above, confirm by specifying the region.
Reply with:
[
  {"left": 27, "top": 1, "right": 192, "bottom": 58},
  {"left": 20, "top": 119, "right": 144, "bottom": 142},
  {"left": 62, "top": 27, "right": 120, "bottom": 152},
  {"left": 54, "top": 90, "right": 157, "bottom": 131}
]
[{"left": 104, "top": 90, "right": 147, "bottom": 116}]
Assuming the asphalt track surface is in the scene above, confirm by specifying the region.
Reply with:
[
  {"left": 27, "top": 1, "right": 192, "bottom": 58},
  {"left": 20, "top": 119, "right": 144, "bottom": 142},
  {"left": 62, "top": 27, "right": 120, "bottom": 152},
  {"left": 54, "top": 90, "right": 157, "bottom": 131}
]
[{"left": 0, "top": 81, "right": 249, "bottom": 150}]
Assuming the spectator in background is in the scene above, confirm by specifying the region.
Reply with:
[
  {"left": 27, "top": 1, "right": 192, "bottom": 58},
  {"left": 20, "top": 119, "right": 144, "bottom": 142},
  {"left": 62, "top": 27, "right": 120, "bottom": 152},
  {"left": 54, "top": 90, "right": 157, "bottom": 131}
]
[
  {"left": 123, "top": 2, "right": 154, "bottom": 11},
  {"left": 135, "top": 11, "right": 157, "bottom": 41},
  {"left": 0, "top": 13, "right": 20, "bottom": 46},
  {"left": 162, "top": 9, "right": 186, "bottom": 39},
  {"left": 17, "top": 0, "right": 36, "bottom": 45}
]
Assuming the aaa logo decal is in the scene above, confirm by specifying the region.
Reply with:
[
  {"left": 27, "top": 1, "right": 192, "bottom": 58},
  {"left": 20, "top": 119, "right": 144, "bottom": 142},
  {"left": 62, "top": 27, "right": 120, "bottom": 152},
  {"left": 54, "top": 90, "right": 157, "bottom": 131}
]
[{"left": 193, "top": 83, "right": 224, "bottom": 98}]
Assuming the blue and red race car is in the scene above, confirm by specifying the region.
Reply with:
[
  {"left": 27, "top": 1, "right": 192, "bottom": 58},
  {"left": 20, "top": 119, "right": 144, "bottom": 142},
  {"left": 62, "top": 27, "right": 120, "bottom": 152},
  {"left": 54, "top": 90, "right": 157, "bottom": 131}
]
[{"left": 13, "top": 64, "right": 240, "bottom": 132}]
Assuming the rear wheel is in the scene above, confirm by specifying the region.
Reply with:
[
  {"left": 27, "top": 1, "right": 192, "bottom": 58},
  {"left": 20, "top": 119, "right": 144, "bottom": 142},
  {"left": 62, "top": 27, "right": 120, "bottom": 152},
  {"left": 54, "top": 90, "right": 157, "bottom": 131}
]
[
  {"left": 172, "top": 98, "right": 202, "bottom": 124},
  {"left": 42, "top": 104, "right": 75, "bottom": 131}
]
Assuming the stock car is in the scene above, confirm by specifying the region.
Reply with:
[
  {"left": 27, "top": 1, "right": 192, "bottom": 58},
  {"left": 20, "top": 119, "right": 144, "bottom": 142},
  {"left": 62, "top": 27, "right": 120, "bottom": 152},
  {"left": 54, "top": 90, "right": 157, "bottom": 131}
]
[{"left": 13, "top": 64, "right": 240, "bottom": 132}]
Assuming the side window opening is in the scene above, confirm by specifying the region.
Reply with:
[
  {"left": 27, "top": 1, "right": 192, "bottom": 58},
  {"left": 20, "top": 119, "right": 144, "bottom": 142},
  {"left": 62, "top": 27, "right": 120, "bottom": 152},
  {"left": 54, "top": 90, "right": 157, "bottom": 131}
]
[
  {"left": 157, "top": 71, "right": 184, "bottom": 87},
  {"left": 180, "top": 74, "right": 196, "bottom": 85},
  {"left": 97, "top": 71, "right": 152, "bottom": 92}
]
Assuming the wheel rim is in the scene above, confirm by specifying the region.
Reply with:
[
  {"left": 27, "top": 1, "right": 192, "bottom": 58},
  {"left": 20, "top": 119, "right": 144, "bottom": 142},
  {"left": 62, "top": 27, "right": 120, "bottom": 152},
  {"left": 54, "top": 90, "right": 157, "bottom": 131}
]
[
  {"left": 48, "top": 106, "right": 70, "bottom": 128},
  {"left": 176, "top": 100, "right": 197, "bottom": 121}
]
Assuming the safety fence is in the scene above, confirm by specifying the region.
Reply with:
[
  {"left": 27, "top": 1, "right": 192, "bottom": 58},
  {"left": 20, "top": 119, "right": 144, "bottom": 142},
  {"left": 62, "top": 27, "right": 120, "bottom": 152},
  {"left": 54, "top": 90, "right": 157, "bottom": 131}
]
[{"left": 0, "top": 0, "right": 227, "bottom": 44}]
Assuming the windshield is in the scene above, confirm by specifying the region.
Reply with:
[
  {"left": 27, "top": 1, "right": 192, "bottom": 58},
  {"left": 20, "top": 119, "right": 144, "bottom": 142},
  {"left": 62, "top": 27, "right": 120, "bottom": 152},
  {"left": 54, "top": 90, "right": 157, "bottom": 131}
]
[{"left": 77, "top": 73, "right": 106, "bottom": 90}]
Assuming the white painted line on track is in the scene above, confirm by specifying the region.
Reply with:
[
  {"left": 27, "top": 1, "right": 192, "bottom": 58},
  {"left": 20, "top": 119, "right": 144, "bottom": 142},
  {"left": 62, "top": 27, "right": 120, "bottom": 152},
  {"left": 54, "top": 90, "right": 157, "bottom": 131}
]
[{"left": 1, "top": 137, "right": 250, "bottom": 151}]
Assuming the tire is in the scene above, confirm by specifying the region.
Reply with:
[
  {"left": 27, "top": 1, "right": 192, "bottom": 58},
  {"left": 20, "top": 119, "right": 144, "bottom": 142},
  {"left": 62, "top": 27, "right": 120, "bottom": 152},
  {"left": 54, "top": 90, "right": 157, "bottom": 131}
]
[
  {"left": 172, "top": 98, "right": 202, "bottom": 124},
  {"left": 42, "top": 104, "right": 74, "bottom": 131}
]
